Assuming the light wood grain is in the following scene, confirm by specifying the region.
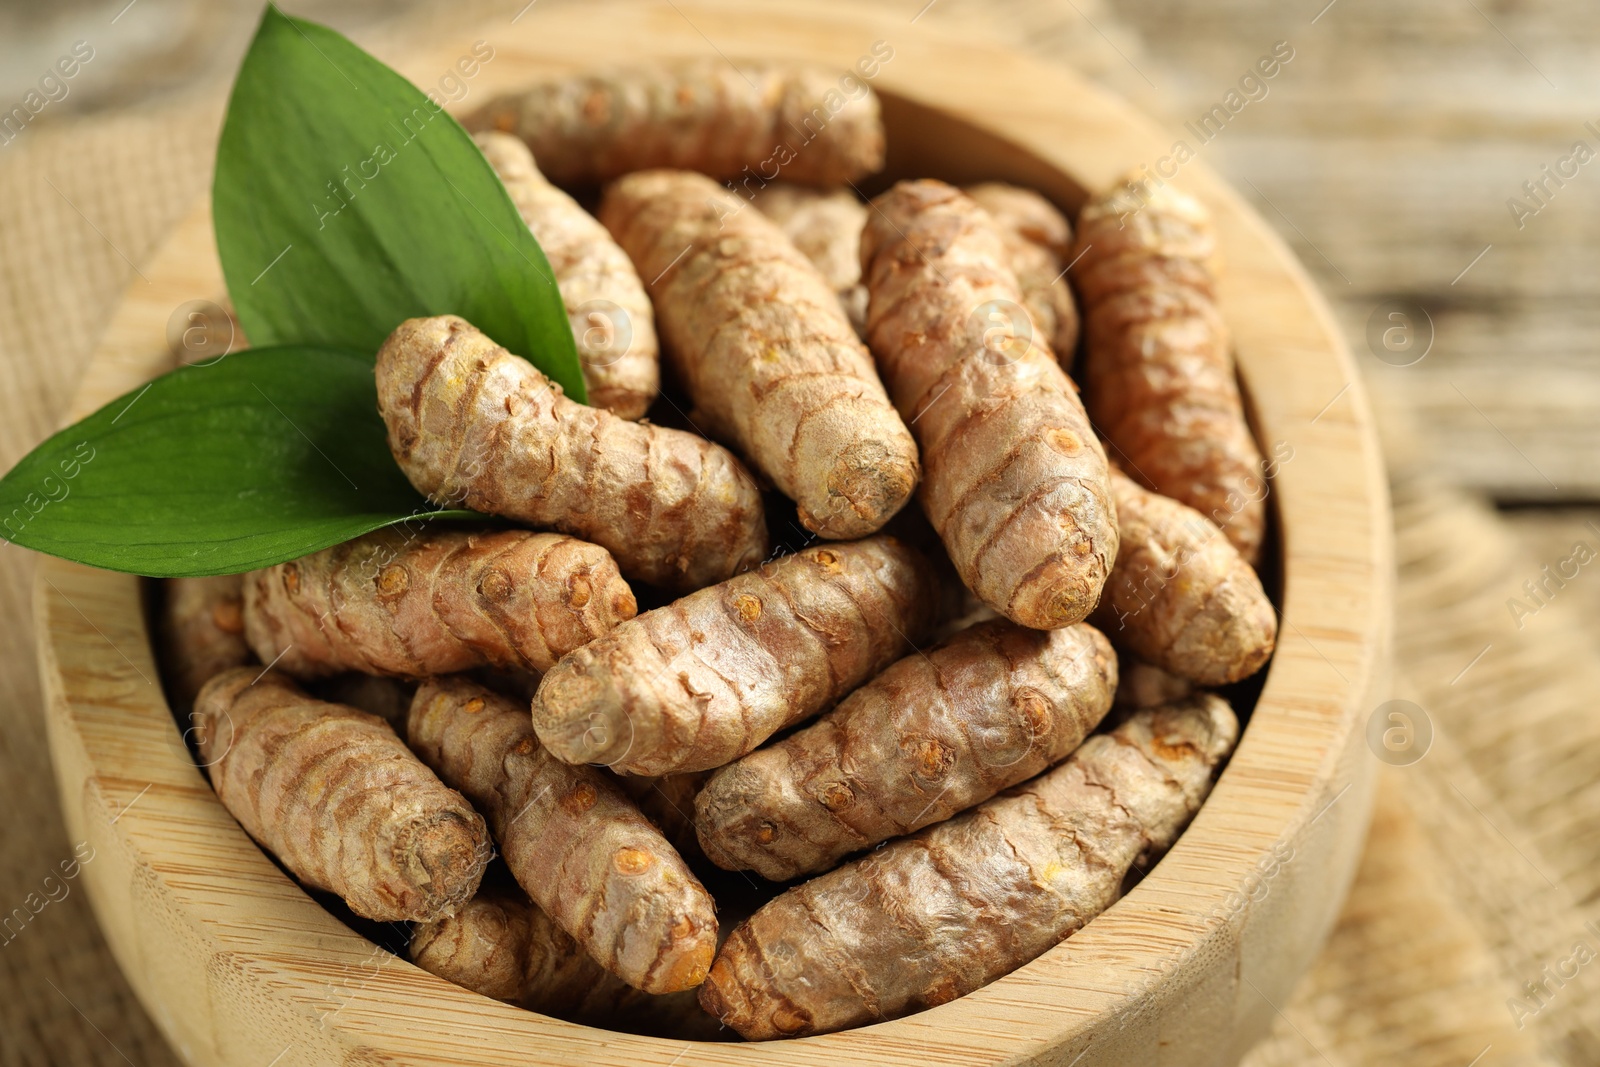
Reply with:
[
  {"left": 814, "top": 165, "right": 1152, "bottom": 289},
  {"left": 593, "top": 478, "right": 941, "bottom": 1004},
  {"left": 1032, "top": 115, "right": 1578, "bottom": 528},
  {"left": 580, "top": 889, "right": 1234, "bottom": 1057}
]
[{"left": 33, "top": 2, "right": 1391, "bottom": 1064}]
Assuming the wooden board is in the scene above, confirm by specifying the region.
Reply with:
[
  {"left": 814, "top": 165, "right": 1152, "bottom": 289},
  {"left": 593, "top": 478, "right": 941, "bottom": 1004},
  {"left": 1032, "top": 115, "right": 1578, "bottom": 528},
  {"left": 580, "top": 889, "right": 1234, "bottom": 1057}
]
[{"left": 33, "top": 2, "right": 1393, "bottom": 1064}]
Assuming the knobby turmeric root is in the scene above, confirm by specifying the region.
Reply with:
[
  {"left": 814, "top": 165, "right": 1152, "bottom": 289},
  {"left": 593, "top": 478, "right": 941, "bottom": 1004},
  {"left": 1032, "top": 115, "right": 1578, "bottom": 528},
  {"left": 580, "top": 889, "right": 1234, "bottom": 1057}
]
[
  {"left": 241, "top": 527, "right": 636, "bottom": 680},
  {"left": 407, "top": 677, "right": 718, "bottom": 993},
  {"left": 531, "top": 537, "right": 942, "bottom": 776},
  {"left": 750, "top": 182, "right": 870, "bottom": 336},
  {"left": 159, "top": 575, "right": 252, "bottom": 714},
  {"left": 194, "top": 667, "right": 489, "bottom": 923},
  {"left": 965, "top": 182, "right": 1081, "bottom": 359},
  {"left": 1071, "top": 174, "right": 1266, "bottom": 562},
  {"left": 376, "top": 315, "right": 768, "bottom": 592},
  {"left": 1091, "top": 469, "right": 1276, "bottom": 685},
  {"left": 601, "top": 170, "right": 918, "bottom": 539},
  {"left": 466, "top": 60, "right": 885, "bottom": 187},
  {"left": 411, "top": 883, "right": 723, "bottom": 1038},
  {"left": 699, "top": 694, "right": 1239, "bottom": 1038},
  {"left": 475, "top": 132, "right": 659, "bottom": 419},
  {"left": 861, "top": 179, "right": 1118, "bottom": 629},
  {"left": 695, "top": 618, "right": 1117, "bottom": 880}
]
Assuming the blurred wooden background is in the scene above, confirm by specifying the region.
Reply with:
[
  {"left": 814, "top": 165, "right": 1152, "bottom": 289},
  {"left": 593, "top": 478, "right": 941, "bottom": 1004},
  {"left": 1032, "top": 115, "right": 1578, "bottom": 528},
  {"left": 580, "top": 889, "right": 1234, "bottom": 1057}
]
[
  {"left": 1107, "top": 0, "right": 1600, "bottom": 502},
  {"left": 2, "top": 1, "right": 1597, "bottom": 1065}
]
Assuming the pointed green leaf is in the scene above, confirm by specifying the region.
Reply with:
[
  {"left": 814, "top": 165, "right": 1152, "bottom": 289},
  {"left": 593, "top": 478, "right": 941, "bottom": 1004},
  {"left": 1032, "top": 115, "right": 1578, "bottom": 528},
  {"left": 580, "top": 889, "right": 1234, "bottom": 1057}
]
[
  {"left": 213, "top": 5, "right": 585, "bottom": 400},
  {"left": 0, "top": 348, "right": 474, "bottom": 577}
]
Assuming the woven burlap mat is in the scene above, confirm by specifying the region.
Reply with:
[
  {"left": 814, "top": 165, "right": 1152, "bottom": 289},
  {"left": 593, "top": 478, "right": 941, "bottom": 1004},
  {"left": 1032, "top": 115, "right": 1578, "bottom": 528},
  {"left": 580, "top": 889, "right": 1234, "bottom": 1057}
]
[{"left": 2, "top": 2, "right": 1596, "bottom": 1064}]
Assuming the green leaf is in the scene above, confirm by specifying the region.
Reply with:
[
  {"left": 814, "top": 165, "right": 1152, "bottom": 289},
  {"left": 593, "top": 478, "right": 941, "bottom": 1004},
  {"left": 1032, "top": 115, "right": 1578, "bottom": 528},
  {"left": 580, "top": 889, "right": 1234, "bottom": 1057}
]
[
  {"left": 213, "top": 5, "right": 585, "bottom": 401},
  {"left": 0, "top": 348, "right": 475, "bottom": 577}
]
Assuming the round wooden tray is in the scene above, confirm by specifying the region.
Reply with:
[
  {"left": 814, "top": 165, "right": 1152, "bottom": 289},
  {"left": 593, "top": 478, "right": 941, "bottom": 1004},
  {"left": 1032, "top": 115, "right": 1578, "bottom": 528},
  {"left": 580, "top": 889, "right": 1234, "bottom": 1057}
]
[{"left": 35, "top": 2, "right": 1392, "bottom": 1064}]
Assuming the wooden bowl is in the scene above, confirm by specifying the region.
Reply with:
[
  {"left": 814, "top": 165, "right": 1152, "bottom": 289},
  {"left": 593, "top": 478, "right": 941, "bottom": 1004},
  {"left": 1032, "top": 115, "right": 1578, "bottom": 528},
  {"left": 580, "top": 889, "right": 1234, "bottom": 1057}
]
[{"left": 36, "top": 2, "right": 1392, "bottom": 1063}]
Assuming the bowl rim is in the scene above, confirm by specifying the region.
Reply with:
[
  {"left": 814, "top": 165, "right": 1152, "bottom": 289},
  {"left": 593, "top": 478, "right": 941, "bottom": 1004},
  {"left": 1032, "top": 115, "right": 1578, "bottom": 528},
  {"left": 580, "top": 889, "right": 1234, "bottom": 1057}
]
[{"left": 35, "top": 2, "right": 1392, "bottom": 1064}]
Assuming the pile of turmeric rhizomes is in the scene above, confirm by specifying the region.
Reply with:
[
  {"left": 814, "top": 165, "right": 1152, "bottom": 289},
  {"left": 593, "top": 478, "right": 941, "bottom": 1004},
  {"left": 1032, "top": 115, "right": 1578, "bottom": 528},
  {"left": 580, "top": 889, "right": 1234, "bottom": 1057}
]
[{"left": 162, "top": 59, "right": 1274, "bottom": 1041}]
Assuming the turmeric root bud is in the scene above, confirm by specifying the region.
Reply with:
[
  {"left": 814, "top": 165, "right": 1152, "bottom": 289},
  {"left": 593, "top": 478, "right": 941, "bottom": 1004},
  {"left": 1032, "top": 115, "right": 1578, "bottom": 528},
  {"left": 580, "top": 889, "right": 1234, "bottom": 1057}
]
[
  {"left": 695, "top": 618, "right": 1117, "bottom": 880},
  {"left": 475, "top": 132, "right": 660, "bottom": 419},
  {"left": 1071, "top": 174, "right": 1266, "bottom": 563},
  {"left": 407, "top": 677, "right": 718, "bottom": 993},
  {"left": 242, "top": 527, "right": 636, "bottom": 680},
  {"left": 194, "top": 667, "right": 489, "bottom": 923},
  {"left": 965, "top": 182, "right": 1081, "bottom": 359},
  {"left": 375, "top": 315, "right": 768, "bottom": 592},
  {"left": 1092, "top": 470, "right": 1276, "bottom": 685},
  {"left": 751, "top": 183, "right": 870, "bottom": 336},
  {"left": 861, "top": 180, "right": 1118, "bottom": 629},
  {"left": 601, "top": 170, "right": 918, "bottom": 540},
  {"left": 465, "top": 60, "right": 885, "bottom": 187},
  {"left": 531, "top": 536, "right": 943, "bottom": 776},
  {"left": 699, "top": 694, "right": 1239, "bottom": 1038}
]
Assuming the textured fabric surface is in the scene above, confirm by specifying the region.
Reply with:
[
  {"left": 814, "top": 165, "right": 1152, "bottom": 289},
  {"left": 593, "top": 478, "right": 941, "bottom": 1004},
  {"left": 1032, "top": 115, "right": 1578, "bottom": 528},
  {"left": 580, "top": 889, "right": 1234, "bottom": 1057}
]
[{"left": 2, "top": 2, "right": 1595, "bottom": 1065}]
